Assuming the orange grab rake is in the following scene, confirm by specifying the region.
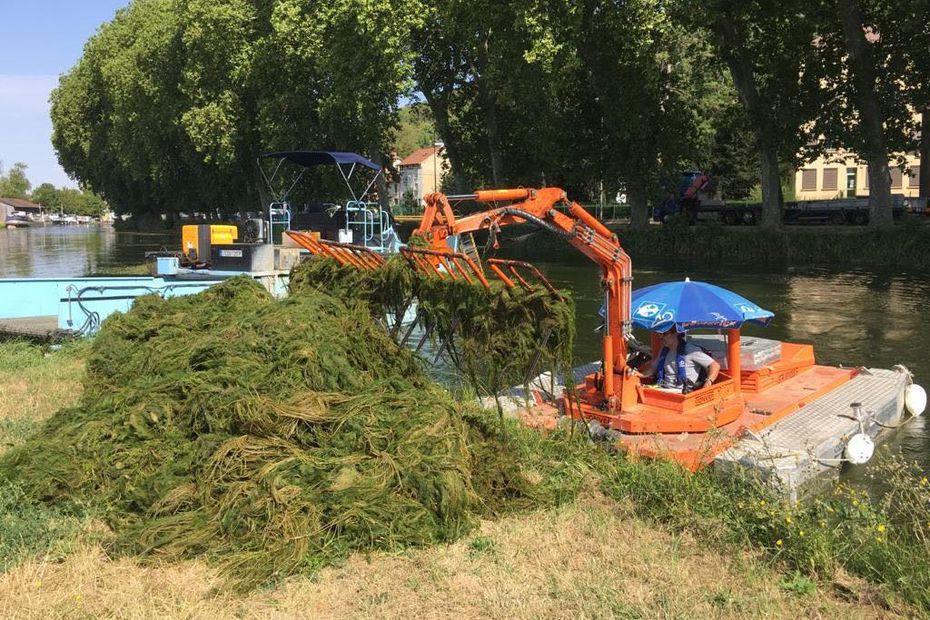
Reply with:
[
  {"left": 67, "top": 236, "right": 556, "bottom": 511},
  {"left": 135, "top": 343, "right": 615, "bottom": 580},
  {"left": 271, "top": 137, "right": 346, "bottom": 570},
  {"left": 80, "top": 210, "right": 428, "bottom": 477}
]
[
  {"left": 399, "top": 247, "right": 490, "bottom": 288},
  {"left": 486, "top": 258, "right": 563, "bottom": 301},
  {"left": 284, "top": 230, "right": 385, "bottom": 271}
]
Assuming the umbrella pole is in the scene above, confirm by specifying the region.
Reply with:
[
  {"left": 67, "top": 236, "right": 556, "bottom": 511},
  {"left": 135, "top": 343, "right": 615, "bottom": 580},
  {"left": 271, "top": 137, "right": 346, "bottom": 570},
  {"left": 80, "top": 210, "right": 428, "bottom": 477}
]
[
  {"left": 727, "top": 328, "right": 741, "bottom": 391},
  {"left": 650, "top": 331, "right": 662, "bottom": 357}
]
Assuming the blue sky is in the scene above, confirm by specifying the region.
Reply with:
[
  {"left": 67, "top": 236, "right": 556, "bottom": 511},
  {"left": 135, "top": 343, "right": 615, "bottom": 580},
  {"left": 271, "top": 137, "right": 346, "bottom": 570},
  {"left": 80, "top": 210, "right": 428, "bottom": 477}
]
[{"left": 0, "top": 1, "right": 127, "bottom": 188}]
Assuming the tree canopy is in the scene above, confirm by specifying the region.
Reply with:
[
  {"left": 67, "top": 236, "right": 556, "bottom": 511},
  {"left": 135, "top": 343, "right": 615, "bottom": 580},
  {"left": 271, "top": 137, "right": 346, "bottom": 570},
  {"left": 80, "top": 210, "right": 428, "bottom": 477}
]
[
  {"left": 49, "top": 0, "right": 928, "bottom": 227},
  {"left": 0, "top": 162, "right": 32, "bottom": 200}
]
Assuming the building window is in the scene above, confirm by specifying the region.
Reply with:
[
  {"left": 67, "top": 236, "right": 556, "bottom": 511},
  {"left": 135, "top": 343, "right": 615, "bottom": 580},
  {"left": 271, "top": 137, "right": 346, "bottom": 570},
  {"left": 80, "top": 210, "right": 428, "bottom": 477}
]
[
  {"left": 801, "top": 169, "right": 817, "bottom": 191},
  {"left": 822, "top": 168, "right": 838, "bottom": 190},
  {"left": 890, "top": 167, "right": 902, "bottom": 189},
  {"left": 909, "top": 165, "right": 920, "bottom": 188},
  {"left": 846, "top": 167, "right": 857, "bottom": 196}
]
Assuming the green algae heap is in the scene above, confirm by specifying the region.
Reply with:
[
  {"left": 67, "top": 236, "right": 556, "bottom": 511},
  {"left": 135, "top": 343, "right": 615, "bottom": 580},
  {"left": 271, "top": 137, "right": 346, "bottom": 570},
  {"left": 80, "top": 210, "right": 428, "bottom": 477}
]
[
  {"left": 0, "top": 277, "right": 587, "bottom": 589},
  {"left": 290, "top": 256, "right": 576, "bottom": 397}
]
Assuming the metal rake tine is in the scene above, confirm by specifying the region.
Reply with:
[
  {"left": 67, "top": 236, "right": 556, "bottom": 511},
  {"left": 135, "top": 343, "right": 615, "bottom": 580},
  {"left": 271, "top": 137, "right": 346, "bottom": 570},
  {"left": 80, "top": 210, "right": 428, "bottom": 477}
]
[
  {"left": 431, "top": 315, "right": 460, "bottom": 365},
  {"left": 389, "top": 299, "right": 412, "bottom": 339},
  {"left": 522, "top": 326, "right": 553, "bottom": 386},
  {"left": 400, "top": 314, "right": 420, "bottom": 347},
  {"left": 414, "top": 323, "right": 435, "bottom": 353}
]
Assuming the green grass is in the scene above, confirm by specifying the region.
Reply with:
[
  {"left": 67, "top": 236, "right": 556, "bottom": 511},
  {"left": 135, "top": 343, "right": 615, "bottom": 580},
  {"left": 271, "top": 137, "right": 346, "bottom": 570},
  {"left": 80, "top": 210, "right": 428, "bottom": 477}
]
[
  {"left": 0, "top": 339, "right": 89, "bottom": 374},
  {"left": 0, "top": 480, "right": 83, "bottom": 572},
  {"left": 1, "top": 327, "right": 928, "bottom": 612},
  {"left": 595, "top": 454, "right": 930, "bottom": 614}
]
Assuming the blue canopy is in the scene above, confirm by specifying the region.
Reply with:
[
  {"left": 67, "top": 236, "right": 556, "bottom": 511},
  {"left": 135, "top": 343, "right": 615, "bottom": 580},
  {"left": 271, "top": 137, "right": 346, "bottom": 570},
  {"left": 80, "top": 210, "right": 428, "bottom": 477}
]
[
  {"left": 630, "top": 278, "right": 774, "bottom": 332},
  {"left": 260, "top": 150, "right": 381, "bottom": 171}
]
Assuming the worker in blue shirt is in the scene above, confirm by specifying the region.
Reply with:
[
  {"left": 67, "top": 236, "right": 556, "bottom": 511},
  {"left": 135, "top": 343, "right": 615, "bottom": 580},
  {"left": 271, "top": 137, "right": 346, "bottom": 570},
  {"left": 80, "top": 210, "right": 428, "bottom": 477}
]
[{"left": 631, "top": 325, "right": 720, "bottom": 393}]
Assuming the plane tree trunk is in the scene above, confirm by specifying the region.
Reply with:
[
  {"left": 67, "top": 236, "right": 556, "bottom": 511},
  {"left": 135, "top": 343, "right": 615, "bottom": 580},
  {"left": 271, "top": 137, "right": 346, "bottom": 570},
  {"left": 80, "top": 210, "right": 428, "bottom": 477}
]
[
  {"left": 838, "top": 0, "right": 894, "bottom": 228},
  {"left": 713, "top": 12, "right": 783, "bottom": 230},
  {"left": 628, "top": 186, "right": 650, "bottom": 229}
]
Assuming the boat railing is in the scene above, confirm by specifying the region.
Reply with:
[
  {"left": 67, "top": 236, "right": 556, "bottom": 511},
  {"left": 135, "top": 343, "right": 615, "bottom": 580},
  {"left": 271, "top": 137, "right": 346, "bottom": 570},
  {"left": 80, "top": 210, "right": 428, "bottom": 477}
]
[{"left": 343, "top": 200, "right": 399, "bottom": 252}]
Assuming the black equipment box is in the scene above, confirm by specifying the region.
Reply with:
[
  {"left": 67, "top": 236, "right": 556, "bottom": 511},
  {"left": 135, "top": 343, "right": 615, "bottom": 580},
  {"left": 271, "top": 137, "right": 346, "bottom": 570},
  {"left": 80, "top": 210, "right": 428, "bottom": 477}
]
[{"left": 210, "top": 243, "right": 273, "bottom": 272}]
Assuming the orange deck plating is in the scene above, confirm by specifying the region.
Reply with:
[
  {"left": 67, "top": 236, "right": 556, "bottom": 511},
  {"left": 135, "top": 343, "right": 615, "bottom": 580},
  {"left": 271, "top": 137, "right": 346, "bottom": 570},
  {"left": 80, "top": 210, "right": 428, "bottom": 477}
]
[{"left": 563, "top": 343, "right": 857, "bottom": 470}]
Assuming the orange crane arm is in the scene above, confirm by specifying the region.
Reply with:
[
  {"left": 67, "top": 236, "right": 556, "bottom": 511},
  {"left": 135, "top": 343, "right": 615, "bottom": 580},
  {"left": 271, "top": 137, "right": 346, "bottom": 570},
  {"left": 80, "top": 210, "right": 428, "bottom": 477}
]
[{"left": 412, "top": 187, "right": 635, "bottom": 410}]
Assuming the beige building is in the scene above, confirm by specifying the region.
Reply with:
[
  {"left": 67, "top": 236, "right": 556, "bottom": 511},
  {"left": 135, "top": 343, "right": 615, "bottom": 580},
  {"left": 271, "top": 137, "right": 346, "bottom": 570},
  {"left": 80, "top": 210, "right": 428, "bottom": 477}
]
[
  {"left": 795, "top": 152, "right": 921, "bottom": 201},
  {"left": 394, "top": 144, "right": 448, "bottom": 207},
  {"left": 795, "top": 110, "right": 924, "bottom": 201}
]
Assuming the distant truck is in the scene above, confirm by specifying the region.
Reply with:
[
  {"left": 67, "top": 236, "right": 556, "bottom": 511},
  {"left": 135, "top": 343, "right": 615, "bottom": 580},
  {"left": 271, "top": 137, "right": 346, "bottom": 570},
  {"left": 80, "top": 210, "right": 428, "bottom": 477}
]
[{"left": 653, "top": 172, "right": 908, "bottom": 225}]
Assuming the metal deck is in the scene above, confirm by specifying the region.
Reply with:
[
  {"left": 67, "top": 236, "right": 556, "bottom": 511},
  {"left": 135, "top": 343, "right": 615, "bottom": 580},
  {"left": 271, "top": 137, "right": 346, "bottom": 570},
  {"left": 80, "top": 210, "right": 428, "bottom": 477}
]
[
  {"left": 493, "top": 362, "right": 909, "bottom": 498},
  {"left": 715, "top": 367, "right": 907, "bottom": 499},
  {"left": 0, "top": 316, "right": 64, "bottom": 340}
]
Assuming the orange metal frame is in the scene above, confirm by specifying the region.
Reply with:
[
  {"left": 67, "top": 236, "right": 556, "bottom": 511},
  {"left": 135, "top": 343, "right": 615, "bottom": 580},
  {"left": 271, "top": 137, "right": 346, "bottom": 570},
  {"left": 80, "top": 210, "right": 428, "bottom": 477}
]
[
  {"left": 284, "top": 230, "right": 385, "bottom": 270},
  {"left": 413, "top": 187, "right": 635, "bottom": 417},
  {"left": 410, "top": 187, "right": 856, "bottom": 453},
  {"left": 400, "top": 246, "right": 489, "bottom": 287},
  {"left": 487, "top": 258, "right": 564, "bottom": 301}
]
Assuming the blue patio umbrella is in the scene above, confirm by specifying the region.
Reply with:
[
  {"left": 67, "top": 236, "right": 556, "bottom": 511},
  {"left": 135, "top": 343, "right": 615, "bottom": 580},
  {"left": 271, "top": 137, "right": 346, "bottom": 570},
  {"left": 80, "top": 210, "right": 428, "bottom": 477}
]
[{"left": 629, "top": 278, "right": 774, "bottom": 332}]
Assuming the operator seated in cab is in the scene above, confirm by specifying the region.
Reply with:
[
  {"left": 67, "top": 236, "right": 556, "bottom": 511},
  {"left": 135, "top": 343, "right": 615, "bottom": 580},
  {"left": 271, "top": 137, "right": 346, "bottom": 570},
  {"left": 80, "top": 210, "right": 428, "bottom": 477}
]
[{"left": 631, "top": 325, "right": 720, "bottom": 393}]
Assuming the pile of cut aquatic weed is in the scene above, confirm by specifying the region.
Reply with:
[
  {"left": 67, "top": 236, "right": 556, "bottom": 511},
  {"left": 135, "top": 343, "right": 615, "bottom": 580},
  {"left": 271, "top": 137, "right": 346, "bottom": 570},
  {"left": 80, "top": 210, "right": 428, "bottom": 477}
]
[
  {"left": 289, "top": 254, "right": 415, "bottom": 328},
  {"left": 290, "top": 256, "right": 575, "bottom": 398},
  {"left": 0, "top": 277, "right": 591, "bottom": 589}
]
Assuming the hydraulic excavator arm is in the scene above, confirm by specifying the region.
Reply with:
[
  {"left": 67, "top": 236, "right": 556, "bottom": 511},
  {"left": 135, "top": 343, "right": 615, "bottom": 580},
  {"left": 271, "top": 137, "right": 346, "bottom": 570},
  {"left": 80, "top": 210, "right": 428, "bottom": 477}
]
[{"left": 411, "top": 187, "right": 636, "bottom": 412}]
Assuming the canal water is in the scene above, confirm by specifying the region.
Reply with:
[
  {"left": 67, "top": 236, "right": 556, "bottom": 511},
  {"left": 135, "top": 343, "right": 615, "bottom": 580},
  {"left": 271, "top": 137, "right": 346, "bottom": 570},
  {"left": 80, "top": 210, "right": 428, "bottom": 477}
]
[
  {"left": 0, "top": 225, "right": 173, "bottom": 278},
  {"left": 2, "top": 225, "right": 927, "bottom": 478}
]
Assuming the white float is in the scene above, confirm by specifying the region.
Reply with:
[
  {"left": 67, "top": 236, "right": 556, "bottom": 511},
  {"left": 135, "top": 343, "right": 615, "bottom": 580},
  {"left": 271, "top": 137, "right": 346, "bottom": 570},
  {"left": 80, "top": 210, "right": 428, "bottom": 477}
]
[
  {"left": 844, "top": 433, "right": 875, "bottom": 465},
  {"left": 905, "top": 384, "right": 927, "bottom": 417}
]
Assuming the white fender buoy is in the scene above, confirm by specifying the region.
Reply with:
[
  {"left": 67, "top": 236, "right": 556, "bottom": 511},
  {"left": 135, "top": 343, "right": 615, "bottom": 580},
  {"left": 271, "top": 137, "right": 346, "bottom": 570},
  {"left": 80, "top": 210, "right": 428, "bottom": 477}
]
[
  {"left": 905, "top": 384, "right": 927, "bottom": 417},
  {"left": 845, "top": 433, "right": 875, "bottom": 465}
]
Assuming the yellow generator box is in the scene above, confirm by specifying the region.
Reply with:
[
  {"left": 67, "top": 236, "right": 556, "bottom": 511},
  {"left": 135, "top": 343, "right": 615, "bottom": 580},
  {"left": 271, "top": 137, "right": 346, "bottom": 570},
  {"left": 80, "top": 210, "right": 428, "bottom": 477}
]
[{"left": 182, "top": 224, "right": 238, "bottom": 263}]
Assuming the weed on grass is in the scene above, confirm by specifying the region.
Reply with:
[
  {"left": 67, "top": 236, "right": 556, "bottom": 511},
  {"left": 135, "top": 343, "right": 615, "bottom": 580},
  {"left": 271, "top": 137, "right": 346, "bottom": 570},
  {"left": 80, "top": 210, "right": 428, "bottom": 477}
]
[
  {"left": 468, "top": 535, "right": 496, "bottom": 556},
  {"left": 781, "top": 572, "right": 817, "bottom": 596},
  {"left": 0, "top": 480, "right": 83, "bottom": 572}
]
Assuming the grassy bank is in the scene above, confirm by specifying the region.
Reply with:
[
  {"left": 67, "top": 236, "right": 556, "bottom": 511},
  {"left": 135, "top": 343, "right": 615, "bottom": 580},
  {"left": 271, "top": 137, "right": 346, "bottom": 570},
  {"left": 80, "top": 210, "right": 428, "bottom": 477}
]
[
  {"left": 0, "top": 341, "right": 88, "bottom": 573},
  {"left": 0, "top": 339, "right": 927, "bottom": 617},
  {"left": 499, "top": 217, "right": 930, "bottom": 270}
]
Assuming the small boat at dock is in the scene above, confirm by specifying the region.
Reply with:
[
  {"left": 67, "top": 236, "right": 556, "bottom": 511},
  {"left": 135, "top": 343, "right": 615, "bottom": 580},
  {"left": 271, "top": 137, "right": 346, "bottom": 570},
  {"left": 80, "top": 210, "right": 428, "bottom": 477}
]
[{"left": 5, "top": 212, "right": 32, "bottom": 228}]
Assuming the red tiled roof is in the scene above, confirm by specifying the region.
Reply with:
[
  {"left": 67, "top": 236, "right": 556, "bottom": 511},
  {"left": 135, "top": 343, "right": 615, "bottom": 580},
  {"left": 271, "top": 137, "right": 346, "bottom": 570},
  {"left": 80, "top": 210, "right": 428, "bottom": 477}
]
[
  {"left": 0, "top": 197, "right": 42, "bottom": 211},
  {"left": 400, "top": 146, "right": 441, "bottom": 167}
]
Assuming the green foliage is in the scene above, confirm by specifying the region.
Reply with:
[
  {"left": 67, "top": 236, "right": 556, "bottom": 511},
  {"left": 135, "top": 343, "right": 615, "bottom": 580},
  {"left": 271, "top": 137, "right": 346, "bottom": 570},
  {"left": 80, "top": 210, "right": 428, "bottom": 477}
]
[
  {"left": 30, "top": 183, "right": 60, "bottom": 210},
  {"left": 781, "top": 572, "right": 817, "bottom": 596},
  {"left": 703, "top": 100, "right": 759, "bottom": 200},
  {"left": 803, "top": 0, "right": 918, "bottom": 163},
  {"left": 397, "top": 190, "right": 421, "bottom": 215},
  {"left": 394, "top": 103, "right": 437, "bottom": 158},
  {"left": 51, "top": 0, "right": 426, "bottom": 218},
  {"left": 43, "top": 0, "right": 930, "bottom": 224},
  {"left": 0, "top": 162, "right": 32, "bottom": 199},
  {"left": 468, "top": 534, "right": 495, "bottom": 556}
]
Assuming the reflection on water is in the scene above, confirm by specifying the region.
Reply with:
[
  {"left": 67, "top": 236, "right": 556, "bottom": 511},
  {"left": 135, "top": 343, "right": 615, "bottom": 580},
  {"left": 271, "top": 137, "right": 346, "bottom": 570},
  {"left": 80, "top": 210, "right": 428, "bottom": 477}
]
[
  {"left": 0, "top": 225, "right": 173, "bottom": 278},
  {"left": 2, "top": 226, "right": 928, "bottom": 480}
]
